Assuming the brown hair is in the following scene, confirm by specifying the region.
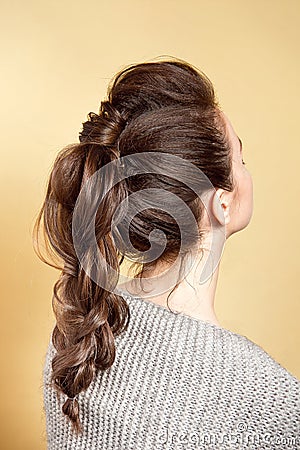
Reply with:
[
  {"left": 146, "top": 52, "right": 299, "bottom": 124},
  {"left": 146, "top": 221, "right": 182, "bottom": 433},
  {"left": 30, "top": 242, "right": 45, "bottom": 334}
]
[{"left": 33, "top": 56, "right": 235, "bottom": 434}]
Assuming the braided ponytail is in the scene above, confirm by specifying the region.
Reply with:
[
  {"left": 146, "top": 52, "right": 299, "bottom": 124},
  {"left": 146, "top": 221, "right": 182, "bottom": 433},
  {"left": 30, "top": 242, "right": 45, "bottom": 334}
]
[
  {"left": 34, "top": 99, "right": 130, "bottom": 434},
  {"left": 35, "top": 57, "right": 234, "bottom": 435}
]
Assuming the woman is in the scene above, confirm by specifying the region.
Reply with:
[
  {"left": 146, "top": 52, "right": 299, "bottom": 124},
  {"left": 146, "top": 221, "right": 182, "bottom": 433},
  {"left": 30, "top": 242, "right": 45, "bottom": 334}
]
[{"left": 35, "top": 57, "right": 299, "bottom": 449}]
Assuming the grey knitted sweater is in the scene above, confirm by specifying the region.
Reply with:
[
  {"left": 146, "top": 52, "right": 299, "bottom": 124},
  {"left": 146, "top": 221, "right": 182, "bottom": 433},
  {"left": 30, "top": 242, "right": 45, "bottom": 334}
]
[{"left": 43, "top": 290, "right": 300, "bottom": 449}]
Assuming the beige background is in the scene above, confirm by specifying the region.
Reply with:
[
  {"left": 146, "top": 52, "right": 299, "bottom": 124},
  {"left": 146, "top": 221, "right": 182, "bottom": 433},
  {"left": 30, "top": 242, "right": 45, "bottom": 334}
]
[{"left": 1, "top": 1, "right": 299, "bottom": 448}]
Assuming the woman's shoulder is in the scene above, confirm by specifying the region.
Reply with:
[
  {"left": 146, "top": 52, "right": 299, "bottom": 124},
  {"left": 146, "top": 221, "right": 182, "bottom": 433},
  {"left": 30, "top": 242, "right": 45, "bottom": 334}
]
[
  {"left": 211, "top": 320, "right": 300, "bottom": 385},
  {"left": 232, "top": 328, "right": 299, "bottom": 382},
  {"left": 218, "top": 325, "right": 300, "bottom": 420}
]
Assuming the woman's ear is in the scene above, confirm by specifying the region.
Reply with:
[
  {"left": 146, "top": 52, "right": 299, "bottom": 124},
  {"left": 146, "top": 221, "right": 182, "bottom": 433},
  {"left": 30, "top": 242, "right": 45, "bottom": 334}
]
[{"left": 212, "top": 188, "right": 230, "bottom": 226}]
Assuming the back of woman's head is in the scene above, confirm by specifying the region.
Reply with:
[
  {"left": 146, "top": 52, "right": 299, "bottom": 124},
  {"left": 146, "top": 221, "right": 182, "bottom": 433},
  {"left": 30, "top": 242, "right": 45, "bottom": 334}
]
[{"left": 34, "top": 57, "right": 234, "bottom": 434}]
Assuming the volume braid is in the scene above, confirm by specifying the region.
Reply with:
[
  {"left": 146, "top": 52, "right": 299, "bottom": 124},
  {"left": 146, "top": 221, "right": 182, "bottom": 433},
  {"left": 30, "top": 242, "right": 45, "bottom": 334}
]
[{"left": 44, "top": 99, "right": 130, "bottom": 433}]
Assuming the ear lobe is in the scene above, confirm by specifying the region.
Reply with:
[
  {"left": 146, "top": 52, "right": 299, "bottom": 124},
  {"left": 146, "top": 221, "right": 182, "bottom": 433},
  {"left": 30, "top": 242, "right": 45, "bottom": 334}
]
[{"left": 212, "top": 188, "right": 230, "bottom": 226}]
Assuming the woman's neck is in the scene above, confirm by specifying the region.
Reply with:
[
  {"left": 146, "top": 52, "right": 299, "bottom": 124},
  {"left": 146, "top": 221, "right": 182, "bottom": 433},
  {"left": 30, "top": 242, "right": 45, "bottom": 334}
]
[{"left": 118, "top": 244, "right": 222, "bottom": 327}]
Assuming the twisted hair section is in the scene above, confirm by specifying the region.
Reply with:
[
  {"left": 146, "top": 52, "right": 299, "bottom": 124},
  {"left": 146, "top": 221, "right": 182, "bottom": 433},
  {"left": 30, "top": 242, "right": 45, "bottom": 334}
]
[
  {"left": 33, "top": 56, "right": 234, "bottom": 434},
  {"left": 79, "top": 100, "right": 127, "bottom": 149}
]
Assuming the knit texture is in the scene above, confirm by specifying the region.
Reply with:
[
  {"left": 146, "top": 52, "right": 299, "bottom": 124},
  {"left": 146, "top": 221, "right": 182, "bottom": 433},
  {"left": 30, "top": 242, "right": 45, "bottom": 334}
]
[{"left": 43, "top": 290, "right": 300, "bottom": 449}]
